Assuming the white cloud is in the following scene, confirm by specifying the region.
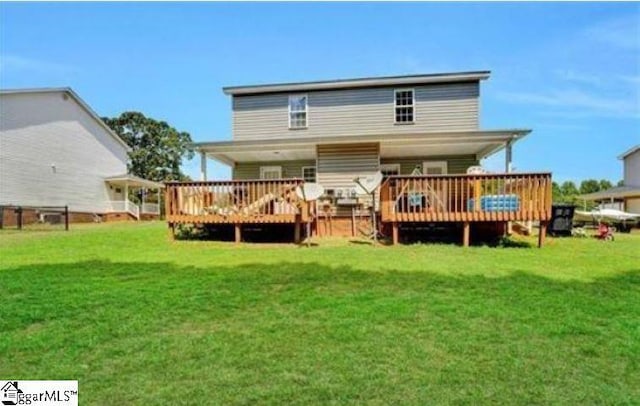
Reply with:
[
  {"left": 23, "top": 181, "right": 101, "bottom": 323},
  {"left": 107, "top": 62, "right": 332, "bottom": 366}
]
[
  {"left": 584, "top": 14, "right": 640, "bottom": 50},
  {"left": 496, "top": 88, "right": 640, "bottom": 119}
]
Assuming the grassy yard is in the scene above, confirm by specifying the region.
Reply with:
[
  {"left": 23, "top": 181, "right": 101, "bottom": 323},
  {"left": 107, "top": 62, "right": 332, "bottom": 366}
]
[{"left": 1, "top": 222, "right": 639, "bottom": 404}]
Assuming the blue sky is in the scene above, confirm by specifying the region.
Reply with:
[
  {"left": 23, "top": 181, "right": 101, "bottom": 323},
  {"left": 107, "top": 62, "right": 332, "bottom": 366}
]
[{"left": 1, "top": 2, "right": 639, "bottom": 183}]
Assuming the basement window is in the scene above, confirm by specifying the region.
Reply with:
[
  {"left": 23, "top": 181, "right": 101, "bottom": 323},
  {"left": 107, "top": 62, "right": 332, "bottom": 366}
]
[
  {"left": 289, "top": 94, "right": 308, "bottom": 129},
  {"left": 394, "top": 89, "right": 414, "bottom": 124}
]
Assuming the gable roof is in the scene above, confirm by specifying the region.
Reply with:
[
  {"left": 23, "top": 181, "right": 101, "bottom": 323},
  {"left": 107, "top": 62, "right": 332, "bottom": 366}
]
[
  {"left": 0, "top": 87, "right": 132, "bottom": 152},
  {"left": 223, "top": 70, "right": 491, "bottom": 96},
  {"left": 618, "top": 144, "right": 640, "bottom": 160}
]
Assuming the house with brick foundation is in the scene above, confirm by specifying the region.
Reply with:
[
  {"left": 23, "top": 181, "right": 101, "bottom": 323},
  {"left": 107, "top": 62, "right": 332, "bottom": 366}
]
[
  {"left": 165, "top": 71, "right": 552, "bottom": 245},
  {"left": 0, "top": 88, "right": 163, "bottom": 226}
]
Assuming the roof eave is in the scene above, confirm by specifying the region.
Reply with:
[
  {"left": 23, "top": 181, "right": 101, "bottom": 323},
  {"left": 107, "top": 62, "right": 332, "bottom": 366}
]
[
  {"left": 223, "top": 71, "right": 491, "bottom": 96},
  {"left": 1, "top": 87, "right": 132, "bottom": 153},
  {"left": 617, "top": 145, "right": 640, "bottom": 160}
]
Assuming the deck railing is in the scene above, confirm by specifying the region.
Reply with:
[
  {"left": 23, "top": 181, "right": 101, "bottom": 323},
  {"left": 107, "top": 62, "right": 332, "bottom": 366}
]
[
  {"left": 108, "top": 200, "right": 140, "bottom": 219},
  {"left": 380, "top": 172, "right": 552, "bottom": 223},
  {"left": 165, "top": 179, "right": 308, "bottom": 224},
  {"left": 141, "top": 203, "right": 160, "bottom": 214}
]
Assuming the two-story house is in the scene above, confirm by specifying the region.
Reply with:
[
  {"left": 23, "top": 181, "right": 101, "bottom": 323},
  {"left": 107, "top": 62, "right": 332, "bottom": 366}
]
[
  {"left": 166, "top": 71, "right": 552, "bottom": 245},
  {"left": 0, "top": 88, "right": 163, "bottom": 226},
  {"left": 581, "top": 145, "right": 640, "bottom": 214}
]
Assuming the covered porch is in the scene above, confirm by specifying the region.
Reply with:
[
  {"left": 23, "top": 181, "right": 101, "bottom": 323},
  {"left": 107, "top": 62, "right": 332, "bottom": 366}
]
[
  {"left": 105, "top": 174, "right": 164, "bottom": 220},
  {"left": 195, "top": 130, "right": 531, "bottom": 182},
  {"left": 169, "top": 129, "right": 552, "bottom": 244},
  {"left": 580, "top": 185, "right": 640, "bottom": 213}
]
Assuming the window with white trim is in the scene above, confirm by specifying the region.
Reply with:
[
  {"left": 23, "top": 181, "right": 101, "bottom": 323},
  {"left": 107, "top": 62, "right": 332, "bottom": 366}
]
[
  {"left": 422, "top": 161, "right": 448, "bottom": 175},
  {"left": 289, "top": 95, "right": 308, "bottom": 129},
  {"left": 394, "top": 89, "right": 414, "bottom": 123},
  {"left": 260, "top": 166, "right": 282, "bottom": 179},
  {"left": 302, "top": 166, "right": 316, "bottom": 182},
  {"left": 380, "top": 163, "right": 400, "bottom": 177}
]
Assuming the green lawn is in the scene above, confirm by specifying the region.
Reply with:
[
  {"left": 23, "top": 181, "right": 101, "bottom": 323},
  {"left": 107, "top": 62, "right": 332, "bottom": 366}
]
[{"left": 1, "top": 222, "right": 639, "bottom": 404}]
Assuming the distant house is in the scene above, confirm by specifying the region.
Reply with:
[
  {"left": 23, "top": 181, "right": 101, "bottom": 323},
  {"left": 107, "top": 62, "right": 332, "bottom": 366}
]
[
  {"left": 165, "top": 71, "right": 552, "bottom": 245},
  {"left": 0, "top": 88, "right": 163, "bottom": 225},
  {"left": 581, "top": 144, "right": 640, "bottom": 213}
]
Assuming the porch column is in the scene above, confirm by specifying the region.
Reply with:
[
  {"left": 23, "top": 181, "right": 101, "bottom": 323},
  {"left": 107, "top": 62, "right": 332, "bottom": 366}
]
[
  {"left": 157, "top": 188, "right": 161, "bottom": 214},
  {"left": 505, "top": 140, "right": 513, "bottom": 173},
  {"left": 124, "top": 183, "right": 129, "bottom": 214},
  {"left": 200, "top": 151, "right": 207, "bottom": 181}
]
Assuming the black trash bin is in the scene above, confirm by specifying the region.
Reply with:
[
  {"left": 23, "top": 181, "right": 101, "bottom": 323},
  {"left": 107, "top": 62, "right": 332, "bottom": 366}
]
[{"left": 547, "top": 204, "right": 576, "bottom": 237}]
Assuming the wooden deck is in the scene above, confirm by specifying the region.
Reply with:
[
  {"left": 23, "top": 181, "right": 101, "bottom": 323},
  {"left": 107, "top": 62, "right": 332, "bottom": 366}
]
[
  {"left": 380, "top": 172, "right": 552, "bottom": 246},
  {"left": 165, "top": 173, "right": 552, "bottom": 246},
  {"left": 165, "top": 179, "right": 309, "bottom": 241}
]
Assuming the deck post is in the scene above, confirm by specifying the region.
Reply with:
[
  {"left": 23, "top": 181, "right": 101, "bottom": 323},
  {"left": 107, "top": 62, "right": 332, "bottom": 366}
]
[
  {"left": 64, "top": 205, "right": 69, "bottom": 231},
  {"left": 538, "top": 221, "right": 547, "bottom": 248},
  {"left": 462, "top": 222, "right": 470, "bottom": 247},
  {"left": 234, "top": 223, "right": 241, "bottom": 243},
  {"left": 505, "top": 140, "right": 513, "bottom": 173},
  {"left": 294, "top": 217, "right": 301, "bottom": 244},
  {"left": 392, "top": 222, "right": 399, "bottom": 245}
]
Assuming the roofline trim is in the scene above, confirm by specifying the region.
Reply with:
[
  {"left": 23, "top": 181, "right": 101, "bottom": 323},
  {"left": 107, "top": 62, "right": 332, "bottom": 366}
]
[
  {"left": 223, "top": 71, "right": 491, "bottom": 96},
  {"left": 618, "top": 144, "right": 640, "bottom": 160},
  {"left": 192, "top": 129, "right": 530, "bottom": 151},
  {"left": 1, "top": 87, "right": 132, "bottom": 152}
]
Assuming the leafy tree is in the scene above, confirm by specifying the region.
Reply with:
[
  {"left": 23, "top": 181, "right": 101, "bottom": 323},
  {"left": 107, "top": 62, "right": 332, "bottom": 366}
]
[
  {"left": 617, "top": 179, "right": 625, "bottom": 187},
  {"left": 552, "top": 182, "right": 566, "bottom": 203},
  {"left": 579, "top": 179, "right": 601, "bottom": 195},
  {"left": 598, "top": 179, "right": 613, "bottom": 191},
  {"left": 102, "top": 112, "right": 194, "bottom": 182},
  {"left": 560, "top": 181, "right": 579, "bottom": 198}
]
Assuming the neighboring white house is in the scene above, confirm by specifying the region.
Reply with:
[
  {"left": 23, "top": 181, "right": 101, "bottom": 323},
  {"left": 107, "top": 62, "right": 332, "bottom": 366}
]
[
  {"left": 0, "top": 88, "right": 163, "bottom": 221},
  {"left": 581, "top": 144, "right": 640, "bottom": 214}
]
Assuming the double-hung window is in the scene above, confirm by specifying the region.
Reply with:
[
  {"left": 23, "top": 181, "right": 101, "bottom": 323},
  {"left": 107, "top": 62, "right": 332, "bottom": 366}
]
[
  {"left": 289, "top": 95, "right": 308, "bottom": 129},
  {"left": 302, "top": 166, "right": 316, "bottom": 182},
  {"left": 394, "top": 89, "right": 414, "bottom": 124}
]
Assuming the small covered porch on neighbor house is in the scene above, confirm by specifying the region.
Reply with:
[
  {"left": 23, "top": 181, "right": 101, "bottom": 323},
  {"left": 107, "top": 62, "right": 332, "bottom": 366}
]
[
  {"left": 166, "top": 130, "right": 552, "bottom": 245},
  {"left": 105, "top": 174, "right": 164, "bottom": 220}
]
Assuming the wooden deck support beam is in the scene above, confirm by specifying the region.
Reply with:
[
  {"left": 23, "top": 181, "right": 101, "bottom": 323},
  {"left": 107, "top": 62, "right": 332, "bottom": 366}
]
[
  {"left": 294, "top": 217, "right": 301, "bottom": 244},
  {"left": 234, "top": 223, "right": 241, "bottom": 243},
  {"left": 538, "top": 221, "right": 547, "bottom": 248},
  {"left": 392, "top": 222, "right": 399, "bottom": 245},
  {"left": 462, "top": 222, "right": 470, "bottom": 247}
]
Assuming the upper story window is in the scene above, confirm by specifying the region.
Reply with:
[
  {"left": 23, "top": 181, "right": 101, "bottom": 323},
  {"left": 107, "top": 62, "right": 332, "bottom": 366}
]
[
  {"left": 289, "top": 95, "right": 308, "bottom": 129},
  {"left": 394, "top": 89, "right": 414, "bottom": 124}
]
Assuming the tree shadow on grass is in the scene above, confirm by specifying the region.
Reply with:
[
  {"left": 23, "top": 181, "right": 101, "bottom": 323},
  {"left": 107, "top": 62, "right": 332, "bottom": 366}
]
[{"left": 1, "top": 260, "right": 639, "bottom": 404}]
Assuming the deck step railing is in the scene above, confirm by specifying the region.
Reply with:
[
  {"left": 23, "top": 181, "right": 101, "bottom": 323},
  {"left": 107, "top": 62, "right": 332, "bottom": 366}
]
[
  {"left": 380, "top": 172, "right": 552, "bottom": 223},
  {"left": 108, "top": 200, "right": 140, "bottom": 219},
  {"left": 165, "top": 179, "right": 308, "bottom": 224}
]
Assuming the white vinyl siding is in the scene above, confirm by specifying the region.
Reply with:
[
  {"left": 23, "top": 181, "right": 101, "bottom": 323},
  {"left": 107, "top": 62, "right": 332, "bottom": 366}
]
[
  {"left": 232, "top": 82, "right": 479, "bottom": 140},
  {"left": 0, "top": 92, "right": 128, "bottom": 213},
  {"left": 624, "top": 150, "right": 640, "bottom": 186}
]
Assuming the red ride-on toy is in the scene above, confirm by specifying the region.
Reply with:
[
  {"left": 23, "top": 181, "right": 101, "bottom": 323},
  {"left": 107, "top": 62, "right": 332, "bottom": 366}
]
[{"left": 596, "top": 223, "right": 615, "bottom": 241}]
